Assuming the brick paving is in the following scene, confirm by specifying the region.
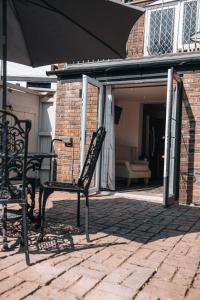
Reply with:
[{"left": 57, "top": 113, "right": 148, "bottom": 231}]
[{"left": 1, "top": 192, "right": 200, "bottom": 299}]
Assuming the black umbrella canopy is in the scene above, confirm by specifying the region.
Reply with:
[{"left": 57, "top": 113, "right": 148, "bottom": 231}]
[{"left": 0, "top": 0, "right": 144, "bottom": 67}]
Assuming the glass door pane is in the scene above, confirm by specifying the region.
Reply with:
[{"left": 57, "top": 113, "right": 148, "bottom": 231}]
[{"left": 80, "top": 75, "right": 103, "bottom": 193}]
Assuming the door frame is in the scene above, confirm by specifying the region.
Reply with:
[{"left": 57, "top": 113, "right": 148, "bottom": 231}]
[
  {"left": 81, "top": 73, "right": 183, "bottom": 205},
  {"left": 163, "top": 67, "right": 182, "bottom": 207}
]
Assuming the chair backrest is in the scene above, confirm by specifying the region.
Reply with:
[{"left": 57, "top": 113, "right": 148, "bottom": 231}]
[
  {"left": 0, "top": 110, "right": 31, "bottom": 199},
  {"left": 78, "top": 127, "right": 106, "bottom": 191},
  {"left": 116, "top": 145, "right": 137, "bottom": 162}
]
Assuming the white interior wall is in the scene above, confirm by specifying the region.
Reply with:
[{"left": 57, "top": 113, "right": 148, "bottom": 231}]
[
  {"left": 115, "top": 99, "right": 140, "bottom": 148},
  {"left": 113, "top": 84, "right": 167, "bottom": 158}
]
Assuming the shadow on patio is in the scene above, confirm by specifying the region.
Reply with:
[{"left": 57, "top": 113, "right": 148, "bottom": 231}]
[{"left": 25, "top": 194, "right": 200, "bottom": 256}]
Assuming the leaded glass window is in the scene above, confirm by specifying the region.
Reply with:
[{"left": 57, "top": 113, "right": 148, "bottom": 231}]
[
  {"left": 148, "top": 8, "right": 175, "bottom": 55},
  {"left": 182, "top": 0, "right": 197, "bottom": 44}
]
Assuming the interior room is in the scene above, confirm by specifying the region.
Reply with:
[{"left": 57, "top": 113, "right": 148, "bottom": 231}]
[{"left": 113, "top": 82, "right": 167, "bottom": 197}]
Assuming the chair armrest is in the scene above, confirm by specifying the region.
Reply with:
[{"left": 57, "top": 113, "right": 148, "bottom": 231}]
[{"left": 116, "top": 160, "right": 132, "bottom": 173}]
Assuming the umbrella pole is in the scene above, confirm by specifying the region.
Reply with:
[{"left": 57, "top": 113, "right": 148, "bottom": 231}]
[{"left": 2, "top": 0, "right": 7, "bottom": 109}]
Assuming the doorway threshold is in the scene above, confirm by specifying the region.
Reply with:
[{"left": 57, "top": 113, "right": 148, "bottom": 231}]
[
  {"left": 114, "top": 184, "right": 163, "bottom": 203},
  {"left": 114, "top": 191, "right": 162, "bottom": 203}
]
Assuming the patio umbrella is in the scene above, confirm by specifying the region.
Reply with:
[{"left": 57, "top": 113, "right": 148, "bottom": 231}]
[{"left": 0, "top": 0, "right": 144, "bottom": 108}]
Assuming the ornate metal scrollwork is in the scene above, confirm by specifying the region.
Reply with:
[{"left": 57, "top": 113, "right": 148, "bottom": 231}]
[{"left": 0, "top": 110, "right": 31, "bottom": 200}]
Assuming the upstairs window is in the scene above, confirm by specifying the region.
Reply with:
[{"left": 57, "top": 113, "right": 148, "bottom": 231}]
[
  {"left": 148, "top": 7, "right": 175, "bottom": 55},
  {"left": 144, "top": 0, "right": 200, "bottom": 56},
  {"left": 181, "top": 0, "right": 198, "bottom": 46}
]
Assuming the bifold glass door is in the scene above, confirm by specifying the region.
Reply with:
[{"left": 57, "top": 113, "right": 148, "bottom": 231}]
[
  {"left": 80, "top": 75, "right": 103, "bottom": 194},
  {"left": 163, "top": 67, "right": 182, "bottom": 207}
]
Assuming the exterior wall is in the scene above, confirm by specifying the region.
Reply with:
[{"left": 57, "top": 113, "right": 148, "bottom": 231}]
[
  {"left": 55, "top": 81, "right": 82, "bottom": 182},
  {"left": 55, "top": 80, "right": 100, "bottom": 182},
  {"left": 54, "top": 0, "right": 200, "bottom": 205},
  {"left": 0, "top": 84, "right": 40, "bottom": 152},
  {"left": 179, "top": 73, "right": 200, "bottom": 205},
  {"left": 127, "top": 1, "right": 153, "bottom": 57}
]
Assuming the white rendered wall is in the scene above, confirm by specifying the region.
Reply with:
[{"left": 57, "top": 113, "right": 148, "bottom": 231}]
[{"left": 0, "top": 61, "right": 56, "bottom": 89}]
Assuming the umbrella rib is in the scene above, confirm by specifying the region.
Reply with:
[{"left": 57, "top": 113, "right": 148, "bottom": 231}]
[{"left": 27, "top": 0, "right": 124, "bottom": 59}]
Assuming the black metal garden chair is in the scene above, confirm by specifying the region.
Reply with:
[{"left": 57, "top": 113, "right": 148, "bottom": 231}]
[
  {"left": 37, "top": 127, "right": 106, "bottom": 242},
  {"left": 0, "top": 109, "right": 31, "bottom": 265}
]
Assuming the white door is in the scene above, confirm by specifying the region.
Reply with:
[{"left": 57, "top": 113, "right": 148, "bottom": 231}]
[
  {"left": 163, "top": 67, "right": 182, "bottom": 207},
  {"left": 38, "top": 97, "right": 55, "bottom": 182},
  {"left": 80, "top": 75, "right": 103, "bottom": 193}
]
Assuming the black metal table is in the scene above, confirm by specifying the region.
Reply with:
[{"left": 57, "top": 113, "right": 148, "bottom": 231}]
[
  {"left": 0, "top": 152, "right": 57, "bottom": 221},
  {"left": 26, "top": 152, "right": 57, "bottom": 219}
]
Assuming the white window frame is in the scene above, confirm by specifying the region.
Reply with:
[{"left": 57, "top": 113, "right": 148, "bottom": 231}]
[{"left": 144, "top": 0, "right": 200, "bottom": 56}]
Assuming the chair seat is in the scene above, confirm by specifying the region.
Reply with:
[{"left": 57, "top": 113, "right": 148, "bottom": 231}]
[{"left": 42, "top": 181, "right": 84, "bottom": 193}]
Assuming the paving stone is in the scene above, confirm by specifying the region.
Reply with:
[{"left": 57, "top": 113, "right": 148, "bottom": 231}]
[
  {"left": 172, "top": 267, "right": 195, "bottom": 286},
  {"left": 1, "top": 282, "right": 39, "bottom": 300},
  {"left": 81, "top": 260, "right": 112, "bottom": 273},
  {"left": 193, "top": 272, "right": 200, "bottom": 289},
  {"left": 97, "top": 282, "right": 136, "bottom": 298},
  {"left": 89, "top": 248, "right": 112, "bottom": 263},
  {"left": 0, "top": 276, "right": 24, "bottom": 296},
  {"left": 0, "top": 271, "right": 9, "bottom": 281},
  {"left": 171, "top": 241, "right": 191, "bottom": 256},
  {"left": 104, "top": 267, "right": 132, "bottom": 284},
  {"left": 102, "top": 254, "right": 127, "bottom": 271},
  {"left": 146, "top": 278, "right": 188, "bottom": 299},
  {"left": 135, "top": 282, "right": 186, "bottom": 300},
  {"left": 50, "top": 270, "right": 81, "bottom": 290},
  {"left": 18, "top": 262, "right": 65, "bottom": 285},
  {"left": 30, "top": 286, "right": 77, "bottom": 300},
  {"left": 154, "top": 263, "right": 177, "bottom": 281},
  {"left": 0, "top": 254, "right": 24, "bottom": 271},
  {"left": 84, "top": 287, "right": 132, "bottom": 300},
  {"left": 164, "top": 254, "right": 199, "bottom": 270},
  {"left": 185, "top": 288, "right": 200, "bottom": 300},
  {"left": 127, "top": 249, "right": 167, "bottom": 269},
  {"left": 4, "top": 260, "right": 28, "bottom": 276},
  {"left": 72, "top": 265, "right": 106, "bottom": 280},
  {"left": 53, "top": 256, "right": 84, "bottom": 269},
  {"left": 67, "top": 276, "right": 100, "bottom": 298},
  {"left": 122, "top": 266, "right": 155, "bottom": 294}
]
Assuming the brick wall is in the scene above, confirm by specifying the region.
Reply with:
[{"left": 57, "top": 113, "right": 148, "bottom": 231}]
[
  {"left": 127, "top": 0, "right": 153, "bottom": 57},
  {"left": 179, "top": 73, "right": 200, "bottom": 205},
  {"left": 55, "top": 81, "right": 82, "bottom": 182},
  {"left": 55, "top": 81, "right": 100, "bottom": 182}
]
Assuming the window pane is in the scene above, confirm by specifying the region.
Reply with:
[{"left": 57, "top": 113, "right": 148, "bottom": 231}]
[
  {"left": 182, "top": 1, "right": 197, "bottom": 44},
  {"left": 148, "top": 8, "right": 175, "bottom": 55}
]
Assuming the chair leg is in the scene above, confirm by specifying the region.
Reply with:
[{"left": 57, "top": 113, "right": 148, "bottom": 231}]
[
  {"left": 36, "top": 186, "right": 43, "bottom": 228},
  {"left": 28, "top": 178, "right": 36, "bottom": 222},
  {"left": 37, "top": 189, "right": 52, "bottom": 242},
  {"left": 22, "top": 203, "right": 30, "bottom": 266},
  {"left": 1, "top": 204, "right": 9, "bottom": 251},
  {"left": 85, "top": 193, "right": 90, "bottom": 242},
  {"left": 77, "top": 192, "right": 80, "bottom": 227}
]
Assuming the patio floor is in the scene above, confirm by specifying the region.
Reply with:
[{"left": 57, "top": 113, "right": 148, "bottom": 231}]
[{"left": 1, "top": 192, "right": 200, "bottom": 300}]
